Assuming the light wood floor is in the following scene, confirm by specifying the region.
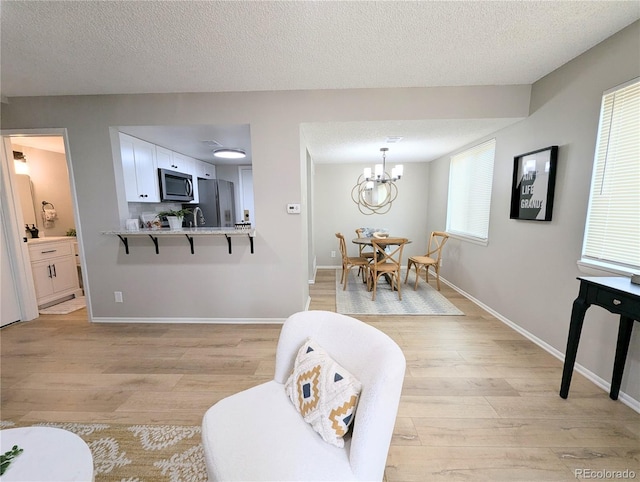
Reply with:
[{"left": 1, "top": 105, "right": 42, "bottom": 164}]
[{"left": 1, "top": 269, "right": 638, "bottom": 480}]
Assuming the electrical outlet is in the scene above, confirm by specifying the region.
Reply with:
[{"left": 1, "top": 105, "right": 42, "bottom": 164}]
[
  {"left": 331, "top": 250, "right": 336, "bottom": 258},
  {"left": 114, "top": 291, "right": 123, "bottom": 303}
]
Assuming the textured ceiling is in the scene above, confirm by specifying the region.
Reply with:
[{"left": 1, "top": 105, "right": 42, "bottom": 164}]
[
  {"left": 2, "top": 1, "right": 637, "bottom": 97},
  {"left": 1, "top": 1, "right": 637, "bottom": 164},
  {"left": 301, "top": 119, "right": 521, "bottom": 164}
]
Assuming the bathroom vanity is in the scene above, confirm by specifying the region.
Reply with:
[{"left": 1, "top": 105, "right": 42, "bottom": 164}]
[{"left": 28, "top": 237, "right": 82, "bottom": 308}]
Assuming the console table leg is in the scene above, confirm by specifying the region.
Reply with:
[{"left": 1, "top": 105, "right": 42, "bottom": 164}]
[
  {"left": 610, "top": 316, "right": 635, "bottom": 400},
  {"left": 560, "top": 297, "right": 589, "bottom": 399}
]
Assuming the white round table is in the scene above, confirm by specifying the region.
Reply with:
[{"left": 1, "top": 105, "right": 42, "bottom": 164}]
[{"left": 0, "top": 427, "right": 94, "bottom": 481}]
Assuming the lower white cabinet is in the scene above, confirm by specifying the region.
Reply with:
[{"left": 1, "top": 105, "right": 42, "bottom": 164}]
[{"left": 28, "top": 238, "right": 82, "bottom": 307}]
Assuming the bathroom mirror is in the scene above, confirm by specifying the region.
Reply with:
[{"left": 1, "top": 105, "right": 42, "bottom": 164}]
[{"left": 15, "top": 174, "right": 37, "bottom": 228}]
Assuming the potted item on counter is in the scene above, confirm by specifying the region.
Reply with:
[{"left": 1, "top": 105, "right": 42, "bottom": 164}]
[{"left": 158, "top": 209, "right": 192, "bottom": 230}]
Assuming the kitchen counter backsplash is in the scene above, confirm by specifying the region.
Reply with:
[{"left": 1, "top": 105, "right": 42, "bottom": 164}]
[{"left": 128, "top": 202, "right": 183, "bottom": 221}]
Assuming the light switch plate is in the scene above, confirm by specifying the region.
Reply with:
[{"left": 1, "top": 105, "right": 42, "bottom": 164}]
[{"left": 287, "top": 203, "right": 301, "bottom": 214}]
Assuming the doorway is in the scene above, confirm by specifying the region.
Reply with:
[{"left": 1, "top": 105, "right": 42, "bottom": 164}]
[
  {"left": 0, "top": 129, "right": 87, "bottom": 324},
  {"left": 238, "top": 166, "right": 255, "bottom": 226}
]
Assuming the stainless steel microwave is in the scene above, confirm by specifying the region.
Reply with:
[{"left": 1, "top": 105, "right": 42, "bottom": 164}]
[{"left": 158, "top": 168, "right": 194, "bottom": 202}]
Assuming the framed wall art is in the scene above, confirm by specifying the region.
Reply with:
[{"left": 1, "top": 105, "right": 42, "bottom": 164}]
[{"left": 510, "top": 146, "right": 558, "bottom": 221}]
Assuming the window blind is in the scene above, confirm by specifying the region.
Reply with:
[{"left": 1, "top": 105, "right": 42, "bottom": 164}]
[
  {"left": 582, "top": 78, "right": 640, "bottom": 271},
  {"left": 446, "top": 138, "right": 496, "bottom": 242}
]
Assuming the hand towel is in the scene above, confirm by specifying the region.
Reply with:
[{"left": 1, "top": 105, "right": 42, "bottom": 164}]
[{"left": 44, "top": 208, "right": 57, "bottom": 221}]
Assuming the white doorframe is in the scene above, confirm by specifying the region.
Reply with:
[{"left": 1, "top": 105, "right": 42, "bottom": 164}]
[
  {"left": 0, "top": 137, "right": 39, "bottom": 321},
  {"left": 0, "top": 128, "right": 90, "bottom": 322},
  {"left": 1, "top": 181, "right": 24, "bottom": 326}
]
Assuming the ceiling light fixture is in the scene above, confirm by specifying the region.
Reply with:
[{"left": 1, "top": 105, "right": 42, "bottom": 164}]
[
  {"left": 213, "top": 148, "right": 246, "bottom": 159},
  {"left": 351, "top": 147, "right": 403, "bottom": 215}
]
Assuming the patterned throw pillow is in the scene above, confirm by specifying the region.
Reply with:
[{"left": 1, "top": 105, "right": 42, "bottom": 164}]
[{"left": 284, "top": 339, "right": 362, "bottom": 448}]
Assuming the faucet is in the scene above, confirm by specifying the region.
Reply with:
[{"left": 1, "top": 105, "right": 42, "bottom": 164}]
[{"left": 192, "top": 207, "right": 205, "bottom": 227}]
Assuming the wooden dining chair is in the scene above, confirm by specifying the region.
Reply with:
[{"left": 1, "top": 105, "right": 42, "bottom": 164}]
[
  {"left": 335, "top": 233, "right": 370, "bottom": 290},
  {"left": 369, "top": 237, "right": 408, "bottom": 301},
  {"left": 404, "top": 231, "right": 449, "bottom": 291},
  {"left": 355, "top": 228, "right": 375, "bottom": 278},
  {"left": 355, "top": 228, "right": 376, "bottom": 260}
]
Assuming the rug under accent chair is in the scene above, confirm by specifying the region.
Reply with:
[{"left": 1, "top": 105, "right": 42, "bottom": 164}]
[{"left": 0, "top": 420, "right": 207, "bottom": 481}]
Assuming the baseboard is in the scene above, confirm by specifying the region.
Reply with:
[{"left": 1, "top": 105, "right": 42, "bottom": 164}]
[
  {"left": 91, "top": 317, "right": 286, "bottom": 324},
  {"left": 439, "top": 276, "right": 640, "bottom": 414}
]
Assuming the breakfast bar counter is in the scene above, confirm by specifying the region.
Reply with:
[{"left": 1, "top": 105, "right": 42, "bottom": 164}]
[{"left": 101, "top": 227, "right": 256, "bottom": 254}]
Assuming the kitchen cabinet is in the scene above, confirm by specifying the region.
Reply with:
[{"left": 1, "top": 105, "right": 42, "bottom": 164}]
[
  {"left": 168, "top": 151, "right": 194, "bottom": 172},
  {"left": 29, "top": 238, "right": 82, "bottom": 307},
  {"left": 155, "top": 146, "right": 174, "bottom": 170},
  {"left": 196, "top": 160, "right": 216, "bottom": 179},
  {"left": 120, "top": 133, "right": 159, "bottom": 202},
  {"left": 156, "top": 147, "right": 194, "bottom": 173}
]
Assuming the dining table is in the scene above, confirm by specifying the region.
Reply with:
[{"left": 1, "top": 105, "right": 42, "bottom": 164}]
[
  {"left": 352, "top": 236, "right": 411, "bottom": 288},
  {"left": 352, "top": 236, "right": 411, "bottom": 250}
]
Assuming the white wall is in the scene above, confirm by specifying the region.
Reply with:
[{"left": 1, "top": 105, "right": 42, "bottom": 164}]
[
  {"left": 1, "top": 86, "right": 529, "bottom": 322},
  {"left": 427, "top": 21, "right": 640, "bottom": 401}
]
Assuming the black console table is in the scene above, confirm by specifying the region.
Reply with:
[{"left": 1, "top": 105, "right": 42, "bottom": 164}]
[{"left": 560, "top": 276, "right": 640, "bottom": 400}]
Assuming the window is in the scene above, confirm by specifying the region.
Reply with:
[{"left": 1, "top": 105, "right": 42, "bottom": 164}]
[
  {"left": 581, "top": 78, "right": 640, "bottom": 274},
  {"left": 446, "top": 138, "right": 496, "bottom": 244}
]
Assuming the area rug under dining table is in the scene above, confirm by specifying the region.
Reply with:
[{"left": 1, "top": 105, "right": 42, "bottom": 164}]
[{"left": 336, "top": 270, "right": 464, "bottom": 316}]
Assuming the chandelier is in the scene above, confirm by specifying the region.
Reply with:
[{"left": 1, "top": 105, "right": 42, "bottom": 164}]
[{"left": 351, "top": 147, "right": 403, "bottom": 215}]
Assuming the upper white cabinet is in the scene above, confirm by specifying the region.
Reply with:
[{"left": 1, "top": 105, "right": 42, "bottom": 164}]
[
  {"left": 196, "top": 160, "right": 216, "bottom": 179},
  {"left": 156, "top": 147, "right": 195, "bottom": 173},
  {"left": 170, "top": 152, "right": 194, "bottom": 173},
  {"left": 120, "top": 133, "right": 205, "bottom": 204},
  {"left": 155, "top": 146, "right": 174, "bottom": 170},
  {"left": 120, "top": 133, "right": 159, "bottom": 202}
]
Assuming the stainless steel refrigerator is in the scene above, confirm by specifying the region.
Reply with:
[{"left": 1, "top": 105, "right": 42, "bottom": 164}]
[{"left": 184, "top": 179, "right": 236, "bottom": 227}]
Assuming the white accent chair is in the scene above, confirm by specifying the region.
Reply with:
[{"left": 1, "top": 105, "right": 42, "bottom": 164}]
[{"left": 201, "top": 310, "right": 406, "bottom": 481}]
